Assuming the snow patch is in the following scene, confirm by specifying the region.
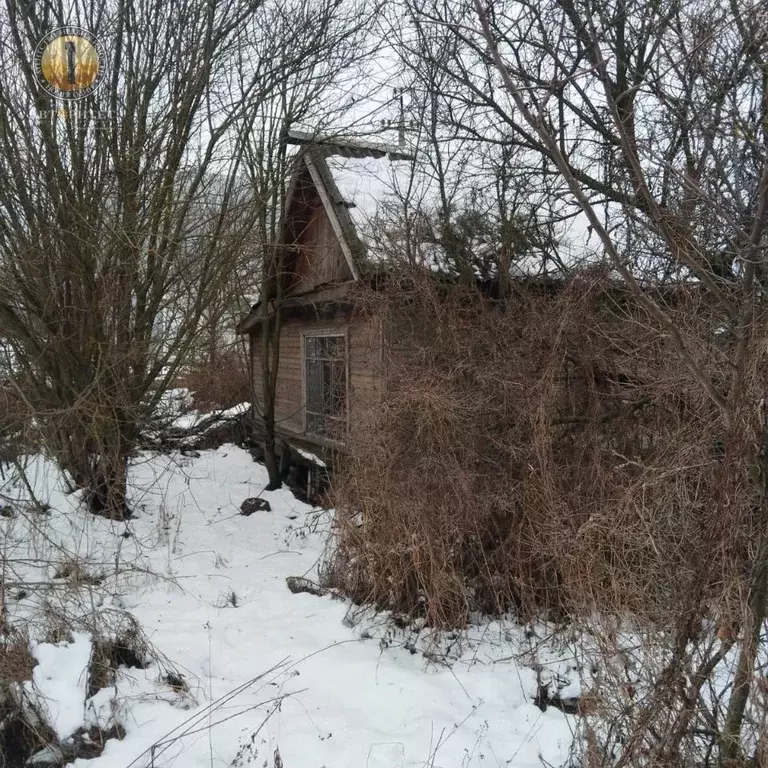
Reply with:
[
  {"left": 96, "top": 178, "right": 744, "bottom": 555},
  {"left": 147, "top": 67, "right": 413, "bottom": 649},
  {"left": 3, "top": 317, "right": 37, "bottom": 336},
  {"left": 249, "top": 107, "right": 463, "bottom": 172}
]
[
  {"left": 2, "top": 446, "right": 576, "bottom": 768},
  {"left": 291, "top": 444, "right": 327, "bottom": 467},
  {"left": 26, "top": 632, "right": 92, "bottom": 741}
]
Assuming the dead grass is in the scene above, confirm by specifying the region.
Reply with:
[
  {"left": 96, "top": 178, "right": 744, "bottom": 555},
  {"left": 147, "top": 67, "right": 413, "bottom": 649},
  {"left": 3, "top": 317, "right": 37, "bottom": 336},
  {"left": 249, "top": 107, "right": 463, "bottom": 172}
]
[
  {"left": 0, "top": 629, "right": 35, "bottom": 684},
  {"left": 0, "top": 631, "right": 54, "bottom": 768},
  {"left": 327, "top": 271, "right": 733, "bottom": 627},
  {"left": 54, "top": 557, "right": 103, "bottom": 587},
  {"left": 87, "top": 622, "right": 152, "bottom": 697},
  {"left": 0, "top": 701, "right": 57, "bottom": 768}
]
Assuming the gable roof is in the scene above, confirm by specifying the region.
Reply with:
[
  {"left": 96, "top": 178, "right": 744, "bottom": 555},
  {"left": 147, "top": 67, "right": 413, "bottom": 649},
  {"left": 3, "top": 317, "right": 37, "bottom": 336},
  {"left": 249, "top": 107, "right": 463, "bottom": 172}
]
[
  {"left": 300, "top": 149, "right": 362, "bottom": 280},
  {"left": 287, "top": 133, "right": 421, "bottom": 274},
  {"left": 236, "top": 137, "right": 416, "bottom": 335}
]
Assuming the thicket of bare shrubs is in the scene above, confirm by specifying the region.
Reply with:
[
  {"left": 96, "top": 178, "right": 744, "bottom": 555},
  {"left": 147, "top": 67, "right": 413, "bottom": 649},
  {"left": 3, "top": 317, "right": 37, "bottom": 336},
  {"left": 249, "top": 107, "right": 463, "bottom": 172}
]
[
  {"left": 327, "top": 266, "right": 768, "bottom": 764},
  {"left": 179, "top": 348, "right": 251, "bottom": 412},
  {"left": 331, "top": 269, "right": 729, "bottom": 624}
]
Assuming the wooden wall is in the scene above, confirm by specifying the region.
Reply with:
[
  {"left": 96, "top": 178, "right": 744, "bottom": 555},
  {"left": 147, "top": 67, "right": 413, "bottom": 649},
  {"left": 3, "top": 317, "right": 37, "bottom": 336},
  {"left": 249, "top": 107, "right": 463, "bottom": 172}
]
[
  {"left": 284, "top": 169, "right": 351, "bottom": 295},
  {"left": 250, "top": 312, "right": 383, "bottom": 449}
]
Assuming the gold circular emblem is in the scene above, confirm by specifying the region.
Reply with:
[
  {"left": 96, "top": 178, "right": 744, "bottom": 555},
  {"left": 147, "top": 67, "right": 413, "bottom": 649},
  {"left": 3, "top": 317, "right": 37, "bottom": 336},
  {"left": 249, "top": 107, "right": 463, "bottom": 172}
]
[{"left": 34, "top": 27, "right": 104, "bottom": 100}]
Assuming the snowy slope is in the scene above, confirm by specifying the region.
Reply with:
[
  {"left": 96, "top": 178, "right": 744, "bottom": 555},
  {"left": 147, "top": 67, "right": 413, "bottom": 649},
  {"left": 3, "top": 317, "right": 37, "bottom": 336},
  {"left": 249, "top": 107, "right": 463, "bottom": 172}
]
[{"left": 1, "top": 447, "right": 576, "bottom": 768}]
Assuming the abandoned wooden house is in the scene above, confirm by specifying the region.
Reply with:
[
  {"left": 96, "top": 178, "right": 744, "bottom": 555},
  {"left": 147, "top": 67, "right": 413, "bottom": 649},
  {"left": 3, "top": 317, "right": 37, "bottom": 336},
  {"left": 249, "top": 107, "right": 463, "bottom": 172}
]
[
  {"left": 237, "top": 132, "right": 415, "bottom": 469},
  {"left": 236, "top": 133, "right": 650, "bottom": 487}
]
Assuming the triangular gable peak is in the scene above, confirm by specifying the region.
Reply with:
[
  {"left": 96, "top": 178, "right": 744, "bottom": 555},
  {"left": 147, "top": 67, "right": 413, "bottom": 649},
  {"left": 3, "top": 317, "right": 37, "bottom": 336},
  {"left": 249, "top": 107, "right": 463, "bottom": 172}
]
[
  {"left": 278, "top": 133, "right": 417, "bottom": 296},
  {"left": 275, "top": 151, "right": 356, "bottom": 297}
]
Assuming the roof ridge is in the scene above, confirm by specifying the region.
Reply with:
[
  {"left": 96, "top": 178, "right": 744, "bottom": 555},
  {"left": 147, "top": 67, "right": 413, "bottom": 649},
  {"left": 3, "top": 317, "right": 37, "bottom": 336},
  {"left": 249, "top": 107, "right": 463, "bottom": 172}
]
[{"left": 286, "top": 128, "right": 413, "bottom": 161}]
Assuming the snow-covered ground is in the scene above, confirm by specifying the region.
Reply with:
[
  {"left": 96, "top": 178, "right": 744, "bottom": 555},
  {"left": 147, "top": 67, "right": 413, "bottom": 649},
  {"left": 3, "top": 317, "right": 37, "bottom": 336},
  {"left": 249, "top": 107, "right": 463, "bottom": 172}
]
[{"left": 1, "top": 446, "right": 577, "bottom": 768}]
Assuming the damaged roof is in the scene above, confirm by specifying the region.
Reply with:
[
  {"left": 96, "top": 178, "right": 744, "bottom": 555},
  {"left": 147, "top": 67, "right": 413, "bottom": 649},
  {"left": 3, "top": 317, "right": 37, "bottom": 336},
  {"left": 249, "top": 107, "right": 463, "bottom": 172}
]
[
  {"left": 292, "top": 133, "right": 435, "bottom": 272},
  {"left": 237, "top": 134, "right": 425, "bottom": 334}
]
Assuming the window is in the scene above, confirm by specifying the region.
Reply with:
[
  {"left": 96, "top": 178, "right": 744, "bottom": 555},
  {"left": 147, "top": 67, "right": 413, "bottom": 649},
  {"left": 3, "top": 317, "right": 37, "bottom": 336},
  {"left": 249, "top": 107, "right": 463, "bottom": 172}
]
[{"left": 304, "top": 333, "right": 347, "bottom": 439}]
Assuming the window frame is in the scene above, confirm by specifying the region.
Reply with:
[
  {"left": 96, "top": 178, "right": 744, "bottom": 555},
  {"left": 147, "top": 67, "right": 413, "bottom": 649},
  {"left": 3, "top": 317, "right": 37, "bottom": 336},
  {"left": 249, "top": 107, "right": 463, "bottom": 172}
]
[{"left": 301, "top": 329, "right": 349, "bottom": 441}]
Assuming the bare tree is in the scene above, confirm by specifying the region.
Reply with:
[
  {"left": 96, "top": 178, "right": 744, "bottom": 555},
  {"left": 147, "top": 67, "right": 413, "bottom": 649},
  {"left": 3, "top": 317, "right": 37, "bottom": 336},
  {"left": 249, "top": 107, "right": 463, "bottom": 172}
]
[
  {"left": 391, "top": 0, "right": 768, "bottom": 762},
  {"left": 385, "top": 4, "right": 580, "bottom": 282},
  {"left": 238, "top": 0, "right": 378, "bottom": 488},
  {"left": 0, "top": 0, "right": 370, "bottom": 514}
]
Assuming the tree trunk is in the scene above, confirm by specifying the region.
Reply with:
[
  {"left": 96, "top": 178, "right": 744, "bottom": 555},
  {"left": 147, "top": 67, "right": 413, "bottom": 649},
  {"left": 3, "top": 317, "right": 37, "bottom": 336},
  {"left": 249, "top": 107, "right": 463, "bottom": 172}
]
[
  {"left": 719, "top": 427, "right": 768, "bottom": 767},
  {"left": 261, "top": 299, "right": 282, "bottom": 490},
  {"left": 60, "top": 413, "right": 134, "bottom": 520},
  {"left": 719, "top": 528, "right": 768, "bottom": 767},
  {"left": 263, "top": 412, "right": 281, "bottom": 490},
  {"left": 84, "top": 456, "right": 131, "bottom": 520}
]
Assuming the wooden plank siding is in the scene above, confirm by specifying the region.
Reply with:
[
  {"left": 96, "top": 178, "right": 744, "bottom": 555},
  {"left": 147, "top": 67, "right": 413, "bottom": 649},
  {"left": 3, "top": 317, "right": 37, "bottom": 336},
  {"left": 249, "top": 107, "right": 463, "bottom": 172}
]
[
  {"left": 250, "top": 312, "right": 383, "bottom": 454},
  {"left": 284, "top": 168, "right": 352, "bottom": 295}
]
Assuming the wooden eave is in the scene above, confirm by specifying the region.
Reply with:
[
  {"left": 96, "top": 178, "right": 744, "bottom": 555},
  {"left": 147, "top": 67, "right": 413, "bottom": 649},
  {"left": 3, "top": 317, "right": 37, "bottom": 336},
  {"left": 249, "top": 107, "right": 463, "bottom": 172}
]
[{"left": 237, "top": 280, "right": 356, "bottom": 334}]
